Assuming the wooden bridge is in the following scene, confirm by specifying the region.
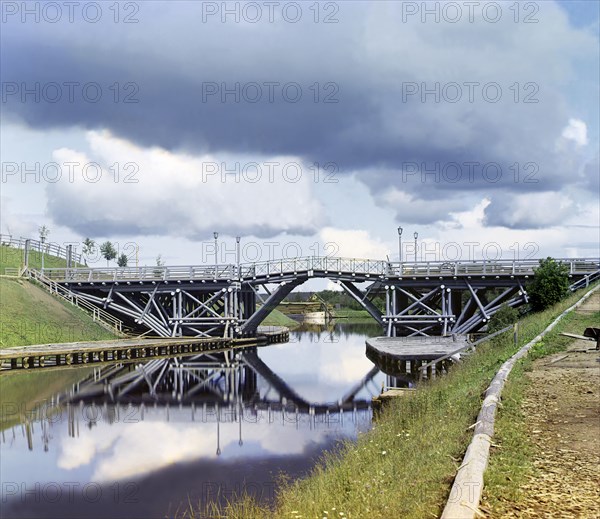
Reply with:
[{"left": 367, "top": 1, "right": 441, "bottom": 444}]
[
  {"left": 3, "top": 233, "right": 598, "bottom": 339},
  {"left": 28, "top": 256, "right": 599, "bottom": 339}
]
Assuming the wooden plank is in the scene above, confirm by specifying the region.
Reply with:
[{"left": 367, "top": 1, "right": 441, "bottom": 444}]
[
  {"left": 366, "top": 336, "right": 469, "bottom": 361},
  {"left": 0, "top": 337, "right": 230, "bottom": 360}
]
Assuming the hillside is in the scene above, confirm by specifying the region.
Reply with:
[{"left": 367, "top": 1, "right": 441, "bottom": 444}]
[
  {"left": 0, "top": 243, "right": 77, "bottom": 273},
  {"left": 0, "top": 277, "right": 116, "bottom": 347}
]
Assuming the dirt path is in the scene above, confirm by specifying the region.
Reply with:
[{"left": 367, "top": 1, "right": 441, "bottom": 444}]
[{"left": 502, "top": 292, "right": 600, "bottom": 518}]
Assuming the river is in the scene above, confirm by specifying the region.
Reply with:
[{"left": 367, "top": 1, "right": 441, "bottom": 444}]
[{"left": 0, "top": 321, "right": 384, "bottom": 518}]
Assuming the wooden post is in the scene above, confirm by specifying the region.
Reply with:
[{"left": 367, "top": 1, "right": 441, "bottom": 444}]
[{"left": 513, "top": 322, "right": 518, "bottom": 346}]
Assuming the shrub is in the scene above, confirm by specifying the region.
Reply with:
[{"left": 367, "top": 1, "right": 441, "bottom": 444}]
[{"left": 527, "top": 257, "right": 570, "bottom": 311}]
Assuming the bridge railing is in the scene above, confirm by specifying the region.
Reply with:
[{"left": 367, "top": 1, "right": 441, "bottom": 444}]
[
  {"left": 389, "top": 258, "right": 600, "bottom": 277},
  {"left": 34, "top": 257, "right": 600, "bottom": 283}
]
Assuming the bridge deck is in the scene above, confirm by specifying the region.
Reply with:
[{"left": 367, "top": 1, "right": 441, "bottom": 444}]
[{"left": 33, "top": 257, "right": 600, "bottom": 284}]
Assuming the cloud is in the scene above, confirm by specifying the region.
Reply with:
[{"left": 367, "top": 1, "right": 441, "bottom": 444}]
[
  {"left": 46, "top": 130, "right": 325, "bottom": 239},
  {"left": 2, "top": 1, "right": 598, "bottom": 218},
  {"left": 561, "top": 118, "right": 589, "bottom": 147},
  {"left": 484, "top": 192, "right": 576, "bottom": 229},
  {"left": 319, "top": 227, "right": 389, "bottom": 259}
]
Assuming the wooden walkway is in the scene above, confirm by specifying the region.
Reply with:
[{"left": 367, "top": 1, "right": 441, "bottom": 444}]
[
  {"left": 366, "top": 335, "right": 470, "bottom": 378},
  {"left": 0, "top": 327, "right": 289, "bottom": 371}
]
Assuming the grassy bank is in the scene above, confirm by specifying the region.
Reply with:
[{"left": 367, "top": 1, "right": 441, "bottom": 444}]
[
  {"left": 261, "top": 308, "right": 299, "bottom": 328},
  {"left": 195, "top": 285, "right": 598, "bottom": 519},
  {"left": 482, "top": 293, "right": 600, "bottom": 513},
  {"left": 0, "top": 244, "right": 72, "bottom": 273},
  {"left": 332, "top": 308, "right": 372, "bottom": 320},
  {"left": 0, "top": 277, "right": 116, "bottom": 347}
]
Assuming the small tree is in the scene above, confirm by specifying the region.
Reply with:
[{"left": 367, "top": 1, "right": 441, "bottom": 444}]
[
  {"left": 154, "top": 254, "right": 165, "bottom": 277},
  {"left": 100, "top": 241, "right": 117, "bottom": 266},
  {"left": 527, "top": 257, "right": 570, "bottom": 311},
  {"left": 117, "top": 253, "right": 128, "bottom": 267},
  {"left": 82, "top": 237, "right": 96, "bottom": 256},
  {"left": 488, "top": 304, "right": 518, "bottom": 333},
  {"left": 38, "top": 225, "right": 50, "bottom": 242}
]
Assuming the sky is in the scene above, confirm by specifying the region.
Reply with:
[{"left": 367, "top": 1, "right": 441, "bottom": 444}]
[{"left": 1, "top": 0, "right": 599, "bottom": 277}]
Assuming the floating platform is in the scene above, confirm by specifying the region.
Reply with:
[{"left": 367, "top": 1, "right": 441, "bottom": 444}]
[
  {"left": 366, "top": 335, "right": 470, "bottom": 378},
  {"left": 0, "top": 327, "right": 289, "bottom": 371}
]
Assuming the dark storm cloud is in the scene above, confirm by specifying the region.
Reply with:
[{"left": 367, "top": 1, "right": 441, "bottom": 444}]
[{"left": 2, "top": 1, "right": 598, "bottom": 228}]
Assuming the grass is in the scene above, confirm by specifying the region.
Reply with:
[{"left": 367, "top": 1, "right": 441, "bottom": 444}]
[
  {"left": 0, "top": 277, "right": 116, "bottom": 347},
  {"left": 0, "top": 244, "right": 72, "bottom": 273},
  {"left": 261, "top": 308, "right": 300, "bottom": 328},
  {"left": 190, "top": 284, "right": 599, "bottom": 519},
  {"left": 483, "top": 295, "right": 600, "bottom": 514},
  {"left": 332, "top": 308, "right": 372, "bottom": 320}
]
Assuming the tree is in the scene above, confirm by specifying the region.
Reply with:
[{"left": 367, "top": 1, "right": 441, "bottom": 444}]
[
  {"left": 38, "top": 225, "right": 50, "bottom": 242},
  {"left": 82, "top": 238, "right": 96, "bottom": 257},
  {"left": 100, "top": 241, "right": 117, "bottom": 266},
  {"left": 154, "top": 254, "right": 166, "bottom": 277},
  {"left": 117, "top": 253, "right": 128, "bottom": 267},
  {"left": 488, "top": 304, "right": 518, "bottom": 333},
  {"left": 527, "top": 257, "right": 570, "bottom": 311}
]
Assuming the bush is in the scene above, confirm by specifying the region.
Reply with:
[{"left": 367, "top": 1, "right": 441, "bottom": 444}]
[
  {"left": 488, "top": 304, "right": 518, "bottom": 333},
  {"left": 527, "top": 257, "right": 570, "bottom": 311}
]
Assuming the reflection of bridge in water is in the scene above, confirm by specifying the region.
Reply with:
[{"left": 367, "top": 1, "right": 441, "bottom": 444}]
[
  {"left": 33, "top": 256, "right": 600, "bottom": 338},
  {"left": 5, "top": 348, "right": 385, "bottom": 454},
  {"left": 7, "top": 347, "right": 384, "bottom": 453},
  {"left": 61, "top": 348, "right": 380, "bottom": 415}
]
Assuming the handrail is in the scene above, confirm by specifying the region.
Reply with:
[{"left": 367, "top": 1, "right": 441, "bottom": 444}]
[
  {"left": 33, "top": 256, "right": 600, "bottom": 283},
  {"left": 28, "top": 269, "right": 124, "bottom": 334},
  {"left": 0, "top": 233, "right": 84, "bottom": 265}
]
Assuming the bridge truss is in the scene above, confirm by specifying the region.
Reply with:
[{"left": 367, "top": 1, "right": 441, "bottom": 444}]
[{"left": 35, "top": 257, "right": 600, "bottom": 338}]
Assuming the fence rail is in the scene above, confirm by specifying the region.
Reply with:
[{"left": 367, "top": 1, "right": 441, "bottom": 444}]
[
  {"left": 0, "top": 234, "right": 83, "bottom": 265},
  {"left": 33, "top": 256, "right": 600, "bottom": 283},
  {"left": 28, "top": 269, "right": 124, "bottom": 335}
]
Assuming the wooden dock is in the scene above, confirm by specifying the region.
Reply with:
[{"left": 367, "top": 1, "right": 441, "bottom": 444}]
[
  {"left": 0, "top": 327, "right": 290, "bottom": 371},
  {"left": 366, "top": 335, "right": 470, "bottom": 378}
]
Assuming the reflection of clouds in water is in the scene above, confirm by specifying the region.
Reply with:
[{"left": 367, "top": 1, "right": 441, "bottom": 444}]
[
  {"left": 57, "top": 417, "right": 340, "bottom": 482},
  {"left": 260, "top": 333, "right": 375, "bottom": 401}
]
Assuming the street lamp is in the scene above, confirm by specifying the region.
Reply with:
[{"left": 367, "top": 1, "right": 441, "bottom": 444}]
[
  {"left": 213, "top": 231, "right": 219, "bottom": 279},
  {"left": 414, "top": 231, "right": 419, "bottom": 263},
  {"left": 397, "top": 227, "right": 403, "bottom": 263},
  {"left": 236, "top": 236, "right": 241, "bottom": 279},
  {"left": 41, "top": 235, "right": 45, "bottom": 274}
]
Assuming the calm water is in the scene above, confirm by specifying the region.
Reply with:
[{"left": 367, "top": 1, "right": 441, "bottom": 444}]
[{"left": 0, "top": 322, "right": 383, "bottom": 518}]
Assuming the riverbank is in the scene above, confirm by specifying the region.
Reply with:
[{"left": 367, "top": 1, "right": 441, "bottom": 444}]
[
  {"left": 197, "top": 284, "right": 598, "bottom": 519},
  {"left": 483, "top": 290, "right": 600, "bottom": 517}
]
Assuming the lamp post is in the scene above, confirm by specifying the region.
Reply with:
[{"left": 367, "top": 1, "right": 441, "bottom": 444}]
[
  {"left": 236, "top": 236, "right": 241, "bottom": 279},
  {"left": 414, "top": 231, "right": 418, "bottom": 263},
  {"left": 41, "top": 236, "right": 45, "bottom": 274},
  {"left": 397, "top": 226, "right": 403, "bottom": 262},
  {"left": 213, "top": 231, "right": 219, "bottom": 279}
]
